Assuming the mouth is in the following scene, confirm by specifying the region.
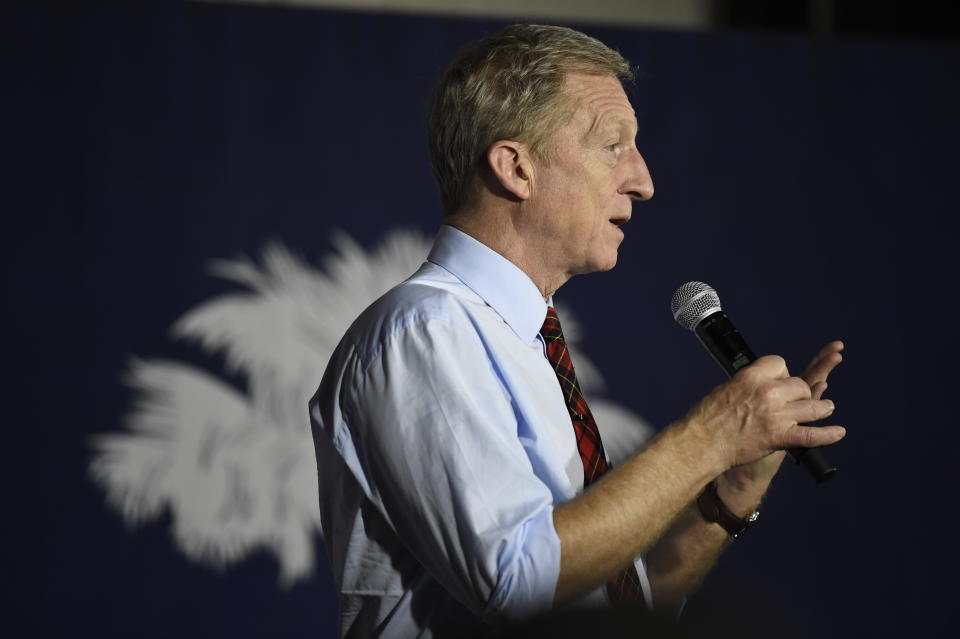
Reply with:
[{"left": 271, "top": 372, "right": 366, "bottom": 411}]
[{"left": 608, "top": 213, "right": 631, "bottom": 228}]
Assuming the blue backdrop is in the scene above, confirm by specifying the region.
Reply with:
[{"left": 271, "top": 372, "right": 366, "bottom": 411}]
[{"left": 5, "top": 3, "right": 959, "bottom": 636}]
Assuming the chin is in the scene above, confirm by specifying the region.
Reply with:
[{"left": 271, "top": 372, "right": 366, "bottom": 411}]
[
  {"left": 584, "top": 252, "right": 619, "bottom": 274},
  {"left": 599, "top": 255, "right": 619, "bottom": 272}
]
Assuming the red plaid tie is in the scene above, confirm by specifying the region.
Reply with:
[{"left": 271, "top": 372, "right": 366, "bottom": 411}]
[{"left": 540, "top": 306, "right": 646, "bottom": 607}]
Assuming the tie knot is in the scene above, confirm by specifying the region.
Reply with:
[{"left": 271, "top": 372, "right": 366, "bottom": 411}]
[{"left": 540, "top": 306, "right": 564, "bottom": 341}]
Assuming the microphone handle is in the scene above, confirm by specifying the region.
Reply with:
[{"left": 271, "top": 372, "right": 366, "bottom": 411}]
[{"left": 694, "top": 311, "right": 838, "bottom": 484}]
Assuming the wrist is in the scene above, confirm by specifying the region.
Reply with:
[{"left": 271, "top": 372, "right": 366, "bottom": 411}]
[
  {"left": 697, "top": 480, "right": 760, "bottom": 537},
  {"left": 715, "top": 473, "right": 764, "bottom": 518},
  {"left": 670, "top": 414, "right": 730, "bottom": 480}
]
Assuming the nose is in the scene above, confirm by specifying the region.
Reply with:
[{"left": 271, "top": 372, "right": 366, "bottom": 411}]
[{"left": 619, "top": 148, "right": 654, "bottom": 201}]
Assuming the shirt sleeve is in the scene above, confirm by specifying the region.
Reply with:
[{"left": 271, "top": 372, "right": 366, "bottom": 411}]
[{"left": 341, "top": 315, "right": 561, "bottom": 623}]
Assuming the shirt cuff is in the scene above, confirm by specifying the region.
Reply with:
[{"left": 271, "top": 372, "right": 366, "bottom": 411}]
[{"left": 483, "top": 505, "right": 561, "bottom": 622}]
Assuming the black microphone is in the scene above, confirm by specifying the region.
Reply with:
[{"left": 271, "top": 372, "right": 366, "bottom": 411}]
[{"left": 670, "top": 281, "right": 837, "bottom": 484}]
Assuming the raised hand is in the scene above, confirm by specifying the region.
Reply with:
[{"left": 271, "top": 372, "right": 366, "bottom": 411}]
[
  {"left": 705, "top": 344, "right": 846, "bottom": 510},
  {"left": 688, "top": 355, "right": 841, "bottom": 470}
]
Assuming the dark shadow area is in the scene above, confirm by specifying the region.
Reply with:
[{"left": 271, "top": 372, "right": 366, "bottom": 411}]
[
  {"left": 711, "top": 0, "right": 960, "bottom": 41},
  {"left": 500, "top": 599, "right": 808, "bottom": 639}
]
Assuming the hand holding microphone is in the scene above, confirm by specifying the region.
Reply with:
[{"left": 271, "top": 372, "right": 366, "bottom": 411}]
[{"left": 671, "top": 281, "right": 845, "bottom": 483}]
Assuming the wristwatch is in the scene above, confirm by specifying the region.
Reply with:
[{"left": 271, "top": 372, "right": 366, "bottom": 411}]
[{"left": 696, "top": 480, "right": 759, "bottom": 538}]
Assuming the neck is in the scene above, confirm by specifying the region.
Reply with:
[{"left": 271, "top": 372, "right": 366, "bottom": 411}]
[{"left": 446, "top": 205, "right": 570, "bottom": 300}]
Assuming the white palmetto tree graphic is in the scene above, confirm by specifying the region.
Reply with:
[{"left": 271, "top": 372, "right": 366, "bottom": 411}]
[{"left": 88, "top": 229, "right": 652, "bottom": 587}]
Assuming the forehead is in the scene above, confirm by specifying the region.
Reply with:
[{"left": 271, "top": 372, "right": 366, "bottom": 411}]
[{"left": 562, "top": 73, "right": 637, "bottom": 138}]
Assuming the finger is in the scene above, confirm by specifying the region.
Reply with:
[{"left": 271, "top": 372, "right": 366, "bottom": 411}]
[
  {"left": 782, "top": 424, "right": 846, "bottom": 449},
  {"left": 804, "top": 341, "right": 844, "bottom": 372},
  {"left": 814, "top": 340, "right": 845, "bottom": 359},
  {"left": 775, "top": 376, "right": 813, "bottom": 402},
  {"left": 785, "top": 397, "right": 835, "bottom": 423},
  {"left": 802, "top": 351, "right": 843, "bottom": 387},
  {"left": 803, "top": 355, "right": 842, "bottom": 387},
  {"left": 804, "top": 351, "right": 830, "bottom": 374},
  {"left": 805, "top": 342, "right": 843, "bottom": 370},
  {"left": 810, "top": 381, "right": 827, "bottom": 401},
  {"left": 749, "top": 354, "right": 790, "bottom": 379}
]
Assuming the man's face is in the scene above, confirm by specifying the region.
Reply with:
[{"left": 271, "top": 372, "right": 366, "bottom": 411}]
[{"left": 524, "top": 73, "right": 654, "bottom": 279}]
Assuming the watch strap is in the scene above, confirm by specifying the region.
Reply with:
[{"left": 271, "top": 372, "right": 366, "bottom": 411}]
[{"left": 696, "top": 480, "right": 759, "bottom": 537}]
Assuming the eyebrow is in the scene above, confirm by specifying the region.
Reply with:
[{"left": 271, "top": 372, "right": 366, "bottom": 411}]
[{"left": 582, "top": 112, "right": 638, "bottom": 144}]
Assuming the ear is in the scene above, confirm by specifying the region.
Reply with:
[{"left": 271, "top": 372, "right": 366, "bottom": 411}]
[{"left": 486, "top": 140, "right": 533, "bottom": 201}]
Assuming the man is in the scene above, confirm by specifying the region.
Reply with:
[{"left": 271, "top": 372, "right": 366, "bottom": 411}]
[{"left": 309, "top": 24, "right": 844, "bottom": 637}]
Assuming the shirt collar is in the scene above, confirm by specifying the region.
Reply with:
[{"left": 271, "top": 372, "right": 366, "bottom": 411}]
[{"left": 427, "top": 225, "right": 548, "bottom": 343}]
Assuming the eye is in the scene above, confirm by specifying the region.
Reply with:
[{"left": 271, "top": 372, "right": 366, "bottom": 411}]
[{"left": 604, "top": 142, "right": 624, "bottom": 160}]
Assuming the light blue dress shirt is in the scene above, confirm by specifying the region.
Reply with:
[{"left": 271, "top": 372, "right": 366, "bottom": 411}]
[{"left": 310, "top": 225, "right": 650, "bottom": 637}]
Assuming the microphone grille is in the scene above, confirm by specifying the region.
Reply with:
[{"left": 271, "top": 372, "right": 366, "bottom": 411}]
[{"left": 671, "top": 281, "right": 722, "bottom": 331}]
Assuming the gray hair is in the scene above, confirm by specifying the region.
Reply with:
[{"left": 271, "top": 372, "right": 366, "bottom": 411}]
[{"left": 426, "top": 24, "right": 634, "bottom": 215}]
